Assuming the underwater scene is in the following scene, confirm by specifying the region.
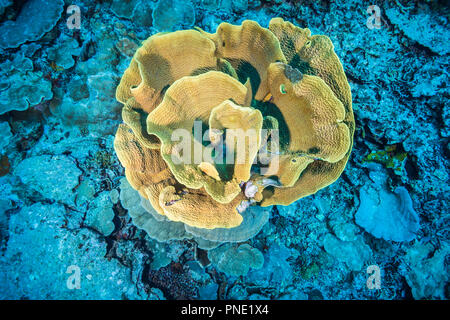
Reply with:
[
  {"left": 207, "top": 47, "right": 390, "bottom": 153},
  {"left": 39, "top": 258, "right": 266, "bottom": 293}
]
[{"left": 0, "top": 0, "right": 448, "bottom": 302}]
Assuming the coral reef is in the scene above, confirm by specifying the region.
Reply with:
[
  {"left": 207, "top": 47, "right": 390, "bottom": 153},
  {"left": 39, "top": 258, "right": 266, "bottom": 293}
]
[
  {"left": 385, "top": 6, "right": 449, "bottom": 55},
  {"left": 323, "top": 234, "right": 372, "bottom": 272},
  {"left": 0, "top": 0, "right": 12, "bottom": 16},
  {"left": 356, "top": 176, "right": 420, "bottom": 242},
  {"left": 14, "top": 154, "right": 81, "bottom": 205},
  {"left": 364, "top": 144, "right": 408, "bottom": 176},
  {"left": 120, "top": 175, "right": 270, "bottom": 247},
  {"left": 247, "top": 243, "right": 293, "bottom": 287},
  {"left": 0, "top": 0, "right": 64, "bottom": 49},
  {"left": 114, "top": 18, "right": 354, "bottom": 232},
  {"left": 152, "top": 0, "right": 195, "bottom": 31},
  {"left": 402, "top": 242, "right": 449, "bottom": 299},
  {"left": 84, "top": 191, "right": 115, "bottom": 236},
  {"left": 0, "top": 121, "right": 12, "bottom": 150},
  {"left": 0, "top": 0, "right": 448, "bottom": 301},
  {"left": 47, "top": 35, "right": 81, "bottom": 70},
  {"left": 0, "top": 54, "right": 53, "bottom": 115},
  {"left": 0, "top": 203, "right": 141, "bottom": 299},
  {"left": 110, "top": 0, "right": 141, "bottom": 19},
  {"left": 208, "top": 243, "right": 264, "bottom": 276},
  {"left": 51, "top": 72, "right": 121, "bottom": 134}
]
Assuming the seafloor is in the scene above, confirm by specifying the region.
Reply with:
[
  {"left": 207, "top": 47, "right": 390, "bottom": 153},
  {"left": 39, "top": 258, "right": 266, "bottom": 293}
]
[{"left": 0, "top": 0, "right": 448, "bottom": 300}]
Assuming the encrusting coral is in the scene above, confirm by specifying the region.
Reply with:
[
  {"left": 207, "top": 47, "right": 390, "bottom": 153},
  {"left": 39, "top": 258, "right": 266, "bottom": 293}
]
[
  {"left": 119, "top": 176, "right": 271, "bottom": 246},
  {"left": 0, "top": 54, "right": 53, "bottom": 115},
  {"left": 114, "top": 18, "right": 354, "bottom": 231},
  {"left": 0, "top": 0, "right": 64, "bottom": 49}
]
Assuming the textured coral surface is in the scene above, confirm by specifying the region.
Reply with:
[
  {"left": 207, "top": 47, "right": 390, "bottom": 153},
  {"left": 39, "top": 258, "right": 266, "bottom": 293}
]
[
  {"left": 114, "top": 18, "right": 354, "bottom": 230},
  {"left": 0, "top": 0, "right": 448, "bottom": 301}
]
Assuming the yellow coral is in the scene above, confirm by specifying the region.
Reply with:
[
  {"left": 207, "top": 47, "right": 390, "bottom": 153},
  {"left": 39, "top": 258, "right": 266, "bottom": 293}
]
[
  {"left": 115, "top": 123, "right": 246, "bottom": 229},
  {"left": 114, "top": 18, "right": 354, "bottom": 229},
  {"left": 146, "top": 71, "right": 255, "bottom": 204},
  {"left": 199, "top": 20, "right": 287, "bottom": 100}
]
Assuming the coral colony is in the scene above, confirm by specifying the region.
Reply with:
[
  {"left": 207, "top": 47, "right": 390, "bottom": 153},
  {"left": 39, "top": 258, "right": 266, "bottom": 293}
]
[
  {"left": 0, "top": 0, "right": 448, "bottom": 301},
  {"left": 114, "top": 18, "right": 354, "bottom": 230}
]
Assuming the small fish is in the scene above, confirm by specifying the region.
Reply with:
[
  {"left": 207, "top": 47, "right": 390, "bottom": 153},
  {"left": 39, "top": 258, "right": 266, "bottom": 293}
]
[
  {"left": 50, "top": 61, "right": 64, "bottom": 72},
  {"left": 262, "top": 92, "right": 274, "bottom": 103}
]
